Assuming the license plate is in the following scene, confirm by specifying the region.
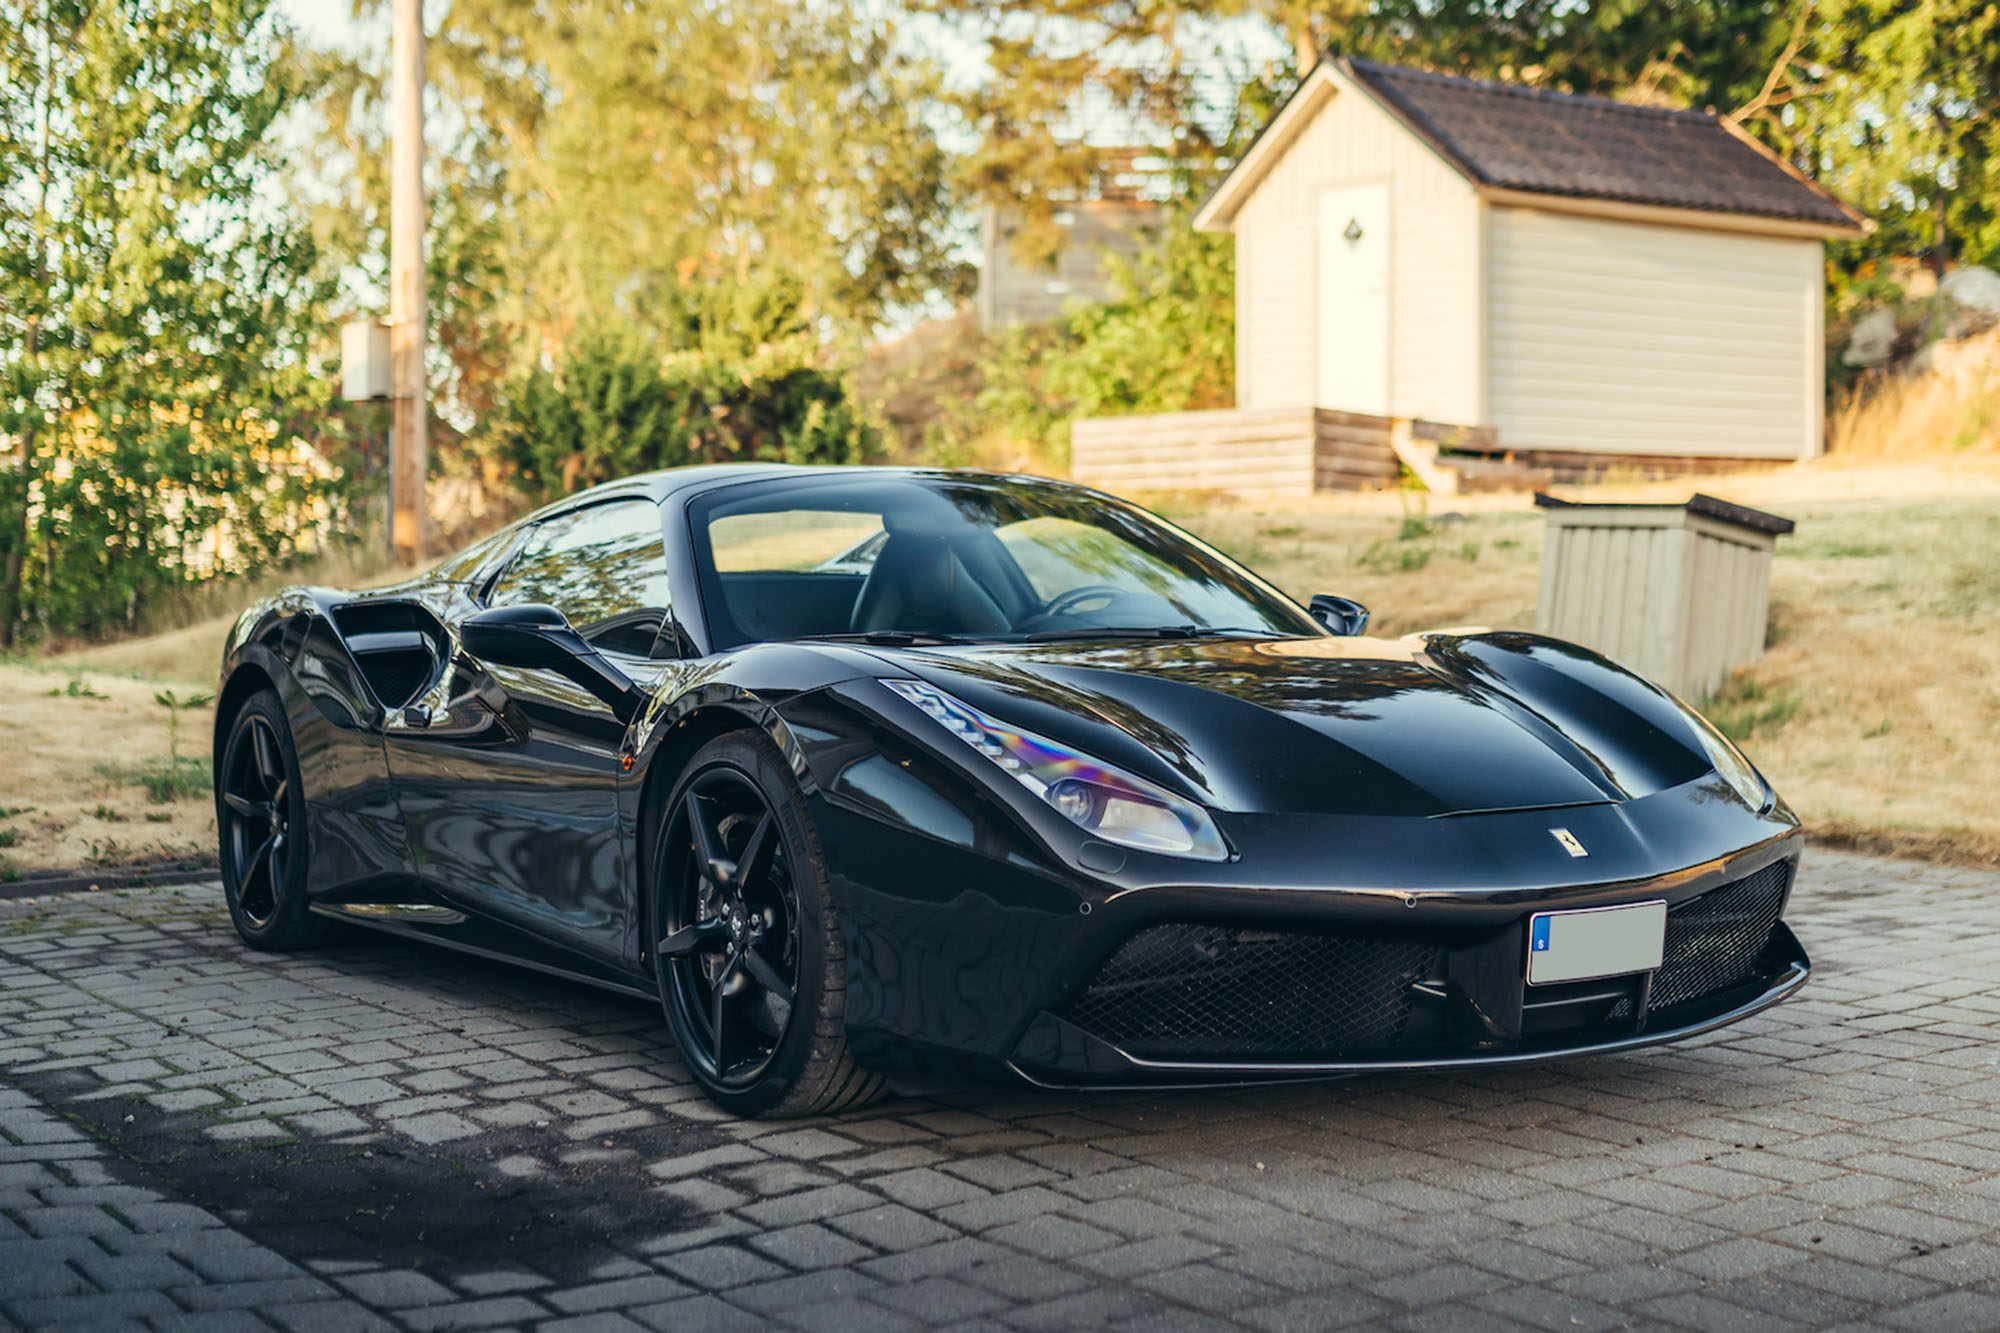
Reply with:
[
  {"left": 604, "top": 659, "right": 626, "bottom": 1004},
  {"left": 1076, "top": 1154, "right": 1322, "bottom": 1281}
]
[{"left": 1527, "top": 900, "right": 1667, "bottom": 985}]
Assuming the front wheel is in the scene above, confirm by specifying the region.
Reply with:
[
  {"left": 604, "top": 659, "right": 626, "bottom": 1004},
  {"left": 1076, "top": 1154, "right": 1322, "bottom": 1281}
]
[
  {"left": 215, "top": 690, "right": 329, "bottom": 951},
  {"left": 650, "top": 732, "right": 884, "bottom": 1118}
]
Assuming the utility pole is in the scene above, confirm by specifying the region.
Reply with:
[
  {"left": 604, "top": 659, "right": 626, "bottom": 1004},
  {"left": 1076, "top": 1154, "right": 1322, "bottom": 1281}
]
[{"left": 389, "top": 0, "right": 427, "bottom": 564}]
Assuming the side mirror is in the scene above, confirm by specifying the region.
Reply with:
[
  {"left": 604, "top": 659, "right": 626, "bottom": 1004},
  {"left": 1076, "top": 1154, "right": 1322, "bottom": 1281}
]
[
  {"left": 1309, "top": 594, "right": 1370, "bottom": 637},
  {"left": 461, "top": 603, "right": 643, "bottom": 720}
]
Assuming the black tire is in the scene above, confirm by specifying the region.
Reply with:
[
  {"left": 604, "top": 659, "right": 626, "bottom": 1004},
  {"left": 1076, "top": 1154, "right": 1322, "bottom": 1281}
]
[
  {"left": 650, "top": 732, "right": 885, "bottom": 1118},
  {"left": 215, "top": 689, "right": 329, "bottom": 951}
]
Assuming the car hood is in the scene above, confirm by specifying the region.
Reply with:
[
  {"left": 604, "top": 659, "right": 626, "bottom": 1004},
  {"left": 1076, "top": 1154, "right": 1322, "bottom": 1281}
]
[{"left": 872, "top": 633, "right": 1712, "bottom": 818}]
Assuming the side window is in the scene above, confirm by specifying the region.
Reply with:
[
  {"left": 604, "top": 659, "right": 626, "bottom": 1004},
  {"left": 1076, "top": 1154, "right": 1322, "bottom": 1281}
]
[
  {"left": 488, "top": 500, "right": 673, "bottom": 655},
  {"left": 429, "top": 526, "right": 518, "bottom": 585}
]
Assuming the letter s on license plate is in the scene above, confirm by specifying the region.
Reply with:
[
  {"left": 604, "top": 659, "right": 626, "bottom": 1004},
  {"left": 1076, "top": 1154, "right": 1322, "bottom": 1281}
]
[{"left": 1527, "top": 900, "right": 1667, "bottom": 986}]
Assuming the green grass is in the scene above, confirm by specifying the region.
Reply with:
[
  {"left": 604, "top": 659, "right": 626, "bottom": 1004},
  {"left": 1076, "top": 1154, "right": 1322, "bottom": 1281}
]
[
  {"left": 1703, "top": 675, "right": 1802, "bottom": 743},
  {"left": 92, "top": 756, "right": 211, "bottom": 805}
]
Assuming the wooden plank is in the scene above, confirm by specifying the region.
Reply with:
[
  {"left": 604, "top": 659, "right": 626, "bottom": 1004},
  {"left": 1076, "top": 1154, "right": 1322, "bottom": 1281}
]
[
  {"left": 1071, "top": 407, "right": 1315, "bottom": 438},
  {"left": 1314, "top": 460, "right": 1401, "bottom": 482},
  {"left": 1535, "top": 524, "right": 1562, "bottom": 635},
  {"left": 1314, "top": 421, "right": 1392, "bottom": 439},
  {"left": 1077, "top": 447, "right": 1307, "bottom": 469},
  {"left": 1072, "top": 437, "right": 1307, "bottom": 457},
  {"left": 1314, "top": 432, "right": 1396, "bottom": 455},
  {"left": 1411, "top": 420, "right": 1501, "bottom": 450},
  {"left": 1314, "top": 408, "right": 1397, "bottom": 430}
]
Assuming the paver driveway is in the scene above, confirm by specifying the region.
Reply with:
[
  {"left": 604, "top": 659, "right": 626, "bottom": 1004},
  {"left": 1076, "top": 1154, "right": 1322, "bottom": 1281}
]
[{"left": 4, "top": 848, "right": 2000, "bottom": 1331}]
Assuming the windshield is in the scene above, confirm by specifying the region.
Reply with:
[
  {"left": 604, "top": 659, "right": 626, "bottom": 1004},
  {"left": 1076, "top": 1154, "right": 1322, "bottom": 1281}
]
[{"left": 688, "top": 473, "right": 1323, "bottom": 649}]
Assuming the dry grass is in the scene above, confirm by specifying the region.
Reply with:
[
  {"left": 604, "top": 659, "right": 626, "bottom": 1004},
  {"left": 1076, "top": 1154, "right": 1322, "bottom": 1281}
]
[
  {"left": 1707, "top": 501, "right": 2000, "bottom": 868},
  {"left": 49, "top": 614, "right": 240, "bottom": 687},
  {"left": 1829, "top": 327, "right": 2000, "bottom": 458},
  {"left": 1178, "top": 496, "right": 1548, "bottom": 637},
  {"left": 0, "top": 662, "right": 216, "bottom": 878}
]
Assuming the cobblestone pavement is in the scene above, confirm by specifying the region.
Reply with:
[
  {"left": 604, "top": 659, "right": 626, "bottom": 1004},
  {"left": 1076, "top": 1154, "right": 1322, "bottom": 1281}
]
[{"left": 6, "top": 849, "right": 2000, "bottom": 1331}]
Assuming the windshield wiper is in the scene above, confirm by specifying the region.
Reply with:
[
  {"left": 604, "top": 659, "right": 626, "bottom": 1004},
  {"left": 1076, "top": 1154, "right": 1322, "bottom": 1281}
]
[
  {"left": 1022, "top": 625, "right": 1271, "bottom": 643},
  {"left": 803, "top": 631, "right": 982, "bottom": 647}
]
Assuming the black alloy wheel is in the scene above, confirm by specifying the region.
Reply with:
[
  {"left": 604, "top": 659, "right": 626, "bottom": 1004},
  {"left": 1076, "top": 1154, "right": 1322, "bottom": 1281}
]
[
  {"left": 216, "top": 690, "right": 327, "bottom": 950},
  {"left": 652, "top": 733, "right": 883, "bottom": 1117}
]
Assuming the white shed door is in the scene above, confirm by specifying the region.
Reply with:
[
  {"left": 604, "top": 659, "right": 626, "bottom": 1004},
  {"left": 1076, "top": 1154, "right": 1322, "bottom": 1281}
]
[{"left": 1317, "top": 184, "right": 1391, "bottom": 415}]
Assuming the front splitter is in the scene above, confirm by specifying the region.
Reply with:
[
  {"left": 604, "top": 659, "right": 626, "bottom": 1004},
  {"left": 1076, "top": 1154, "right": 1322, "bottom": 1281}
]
[{"left": 1007, "top": 950, "right": 1809, "bottom": 1092}]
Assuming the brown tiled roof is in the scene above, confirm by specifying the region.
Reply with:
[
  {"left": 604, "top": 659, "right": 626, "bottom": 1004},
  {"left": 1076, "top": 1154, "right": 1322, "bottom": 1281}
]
[{"left": 1344, "top": 58, "right": 1861, "bottom": 229}]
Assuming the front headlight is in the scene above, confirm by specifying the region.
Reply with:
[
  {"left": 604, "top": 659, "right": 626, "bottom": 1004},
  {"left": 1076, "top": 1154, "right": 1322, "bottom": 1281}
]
[
  {"left": 1681, "top": 705, "right": 1772, "bottom": 811},
  {"left": 884, "top": 679, "right": 1229, "bottom": 861}
]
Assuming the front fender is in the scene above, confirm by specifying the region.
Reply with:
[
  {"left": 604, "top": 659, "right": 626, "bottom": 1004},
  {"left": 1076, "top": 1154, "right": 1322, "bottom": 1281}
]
[{"left": 215, "top": 587, "right": 409, "bottom": 894}]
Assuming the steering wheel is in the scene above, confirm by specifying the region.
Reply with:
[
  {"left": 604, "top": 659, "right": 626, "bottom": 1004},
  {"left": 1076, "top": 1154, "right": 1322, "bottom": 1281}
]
[{"left": 1043, "top": 584, "right": 1134, "bottom": 619}]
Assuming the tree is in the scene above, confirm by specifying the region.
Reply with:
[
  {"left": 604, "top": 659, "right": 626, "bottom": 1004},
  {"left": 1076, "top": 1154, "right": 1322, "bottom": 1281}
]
[
  {"left": 914, "top": 1, "right": 1294, "bottom": 263},
  {"left": 1339, "top": 1, "right": 1800, "bottom": 111},
  {"left": 0, "top": 0, "right": 339, "bottom": 644},
  {"left": 310, "top": 0, "right": 966, "bottom": 421},
  {"left": 917, "top": 0, "right": 1803, "bottom": 247},
  {"left": 1795, "top": 0, "right": 2000, "bottom": 278}
]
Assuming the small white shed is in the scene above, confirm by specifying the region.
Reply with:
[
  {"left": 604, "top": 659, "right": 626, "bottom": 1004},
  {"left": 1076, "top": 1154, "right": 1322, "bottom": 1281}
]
[{"left": 1193, "top": 59, "right": 1867, "bottom": 466}]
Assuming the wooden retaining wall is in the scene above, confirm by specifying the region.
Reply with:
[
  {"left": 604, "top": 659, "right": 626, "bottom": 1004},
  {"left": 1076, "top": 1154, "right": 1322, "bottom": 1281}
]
[
  {"left": 1460, "top": 448, "right": 1790, "bottom": 485},
  {"left": 1311, "top": 411, "right": 1401, "bottom": 492},
  {"left": 1070, "top": 404, "right": 1785, "bottom": 497},
  {"left": 1070, "top": 407, "right": 1411, "bottom": 497}
]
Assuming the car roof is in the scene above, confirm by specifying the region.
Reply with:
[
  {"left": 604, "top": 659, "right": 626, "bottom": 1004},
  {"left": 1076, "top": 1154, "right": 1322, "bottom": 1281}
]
[{"left": 539, "top": 463, "right": 1099, "bottom": 513}]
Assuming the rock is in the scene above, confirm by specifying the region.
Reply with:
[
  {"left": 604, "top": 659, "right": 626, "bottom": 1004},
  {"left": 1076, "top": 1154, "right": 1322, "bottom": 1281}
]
[
  {"left": 1941, "top": 265, "right": 2000, "bottom": 319},
  {"left": 1842, "top": 307, "right": 1899, "bottom": 367}
]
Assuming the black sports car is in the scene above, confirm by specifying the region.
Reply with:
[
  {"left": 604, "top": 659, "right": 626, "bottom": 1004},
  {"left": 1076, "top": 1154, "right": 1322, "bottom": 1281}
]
[{"left": 213, "top": 465, "right": 1807, "bottom": 1116}]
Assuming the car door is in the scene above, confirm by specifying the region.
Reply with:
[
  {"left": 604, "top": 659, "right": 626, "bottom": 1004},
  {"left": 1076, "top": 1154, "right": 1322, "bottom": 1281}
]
[{"left": 383, "top": 498, "right": 675, "bottom": 967}]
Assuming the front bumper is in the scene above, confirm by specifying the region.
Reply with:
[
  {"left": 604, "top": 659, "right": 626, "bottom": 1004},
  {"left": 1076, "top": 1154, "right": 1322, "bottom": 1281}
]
[
  {"left": 1007, "top": 920, "right": 1808, "bottom": 1088},
  {"left": 1002, "top": 835, "right": 1809, "bottom": 1088}
]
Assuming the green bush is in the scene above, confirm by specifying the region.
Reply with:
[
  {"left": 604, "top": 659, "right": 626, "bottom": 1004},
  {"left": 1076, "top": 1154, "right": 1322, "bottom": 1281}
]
[
  {"left": 495, "top": 326, "right": 877, "bottom": 501},
  {"left": 928, "top": 212, "right": 1234, "bottom": 468}
]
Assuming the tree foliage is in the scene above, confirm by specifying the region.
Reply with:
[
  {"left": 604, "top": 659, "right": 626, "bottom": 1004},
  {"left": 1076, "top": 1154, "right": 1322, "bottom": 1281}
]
[
  {"left": 312, "top": 0, "right": 967, "bottom": 423},
  {"left": 919, "top": 1, "right": 1803, "bottom": 260},
  {"left": 1796, "top": 0, "right": 2000, "bottom": 274},
  {"left": 494, "top": 323, "right": 876, "bottom": 503},
  {"left": 935, "top": 214, "right": 1234, "bottom": 465},
  {"left": 0, "top": 0, "right": 341, "bottom": 645}
]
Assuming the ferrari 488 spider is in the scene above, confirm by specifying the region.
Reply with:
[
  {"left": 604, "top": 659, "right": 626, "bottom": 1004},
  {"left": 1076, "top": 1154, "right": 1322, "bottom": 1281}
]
[{"left": 214, "top": 465, "right": 1807, "bottom": 1116}]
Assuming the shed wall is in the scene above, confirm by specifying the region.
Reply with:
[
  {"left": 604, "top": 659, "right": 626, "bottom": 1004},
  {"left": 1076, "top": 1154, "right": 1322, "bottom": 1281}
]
[
  {"left": 1488, "top": 208, "right": 1823, "bottom": 459},
  {"left": 1231, "top": 82, "right": 1482, "bottom": 422}
]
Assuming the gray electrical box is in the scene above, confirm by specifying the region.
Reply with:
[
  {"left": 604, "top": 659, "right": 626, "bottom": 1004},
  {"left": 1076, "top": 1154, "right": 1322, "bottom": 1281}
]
[
  {"left": 1533, "top": 492, "right": 1795, "bottom": 700},
  {"left": 341, "top": 320, "right": 392, "bottom": 401}
]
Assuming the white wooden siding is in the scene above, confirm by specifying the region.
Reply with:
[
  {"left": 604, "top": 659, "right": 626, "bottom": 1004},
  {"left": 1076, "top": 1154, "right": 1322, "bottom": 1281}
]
[
  {"left": 1231, "top": 78, "right": 1482, "bottom": 421},
  {"left": 1536, "top": 507, "right": 1780, "bottom": 698},
  {"left": 1488, "top": 207, "right": 1822, "bottom": 459}
]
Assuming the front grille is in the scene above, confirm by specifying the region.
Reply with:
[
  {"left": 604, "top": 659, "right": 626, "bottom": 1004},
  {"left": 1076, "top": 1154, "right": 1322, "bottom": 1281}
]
[
  {"left": 1064, "top": 924, "right": 1444, "bottom": 1059},
  {"left": 1649, "top": 861, "right": 1791, "bottom": 1010}
]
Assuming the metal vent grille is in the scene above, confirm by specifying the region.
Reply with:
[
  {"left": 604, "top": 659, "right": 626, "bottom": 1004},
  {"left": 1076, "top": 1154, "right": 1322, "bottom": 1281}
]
[
  {"left": 1650, "top": 862, "right": 1790, "bottom": 1010},
  {"left": 1064, "top": 924, "right": 1443, "bottom": 1059}
]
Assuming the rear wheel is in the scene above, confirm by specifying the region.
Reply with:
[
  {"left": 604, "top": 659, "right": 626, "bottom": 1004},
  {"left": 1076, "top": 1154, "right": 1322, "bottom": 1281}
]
[
  {"left": 216, "top": 690, "right": 328, "bottom": 951},
  {"left": 651, "top": 732, "right": 884, "bottom": 1117}
]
